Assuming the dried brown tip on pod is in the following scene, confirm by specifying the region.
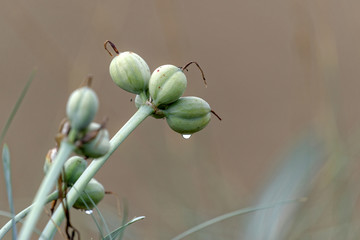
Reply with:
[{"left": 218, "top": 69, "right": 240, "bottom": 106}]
[
  {"left": 104, "top": 40, "right": 119, "bottom": 56},
  {"left": 181, "top": 61, "right": 207, "bottom": 87},
  {"left": 80, "top": 75, "right": 93, "bottom": 88},
  {"left": 211, "top": 110, "right": 222, "bottom": 121}
]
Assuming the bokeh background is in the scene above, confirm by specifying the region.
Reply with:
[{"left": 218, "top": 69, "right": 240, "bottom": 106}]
[{"left": 1, "top": 0, "right": 360, "bottom": 239}]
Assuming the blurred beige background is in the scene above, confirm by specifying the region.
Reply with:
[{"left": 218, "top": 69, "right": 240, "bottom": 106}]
[{"left": 1, "top": 0, "right": 360, "bottom": 239}]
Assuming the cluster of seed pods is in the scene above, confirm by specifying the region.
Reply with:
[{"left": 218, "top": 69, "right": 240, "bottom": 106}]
[
  {"left": 44, "top": 79, "right": 108, "bottom": 212},
  {"left": 105, "top": 40, "right": 221, "bottom": 138}
]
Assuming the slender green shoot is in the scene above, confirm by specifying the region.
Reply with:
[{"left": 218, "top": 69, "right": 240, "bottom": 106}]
[
  {"left": 118, "top": 199, "right": 128, "bottom": 240},
  {"left": 18, "top": 139, "right": 75, "bottom": 240},
  {"left": 88, "top": 196, "right": 112, "bottom": 239},
  {"left": 0, "top": 191, "right": 59, "bottom": 238},
  {"left": 2, "top": 144, "right": 17, "bottom": 239},
  {"left": 103, "top": 216, "right": 146, "bottom": 240},
  {"left": 0, "top": 70, "right": 35, "bottom": 146},
  {"left": 171, "top": 198, "right": 306, "bottom": 240}
]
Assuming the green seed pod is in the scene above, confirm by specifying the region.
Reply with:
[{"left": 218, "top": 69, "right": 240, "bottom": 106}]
[
  {"left": 73, "top": 178, "right": 105, "bottom": 210},
  {"left": 79, "top": 122, "right": 110, "bottom": 158},
  {"left": 105, "top": 41, "right": 150, "bottom": 94},
  {"left": 63, "top": 156, "right": 87, "bottom": 186},
  {"left": 164, "top": 96, "right": 211, "bottom": 134},
  {"left": 149, "top": 65, "right": 187, "bottom": 107},
  {"left": 109, "top": 52, "right": 150, "bottom": 94},
  {"left": 66, "top": 86, "right": 99, "bottom": 131}
]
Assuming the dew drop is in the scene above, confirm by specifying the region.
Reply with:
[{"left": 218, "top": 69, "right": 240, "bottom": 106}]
[
  {"left": 85, "top": 209, "right": 93, "bottom": 215},
  {"left": 182, "top": 134, "right": 191, "bottom": 139}
]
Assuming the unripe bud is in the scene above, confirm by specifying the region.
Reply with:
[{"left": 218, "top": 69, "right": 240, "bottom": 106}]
[
  {"left": 66, "top": 87, "right": 99, "bottom": 131},
  {"left": 105, "top": 41, "right": 150, "bottom": 94},
  {"left": 149, "top": 65, "right": 187, "bottom": 107},
  {"left": 73, "top": 178, "right": 105, "bottom": 210},
  {"left": 63, "top": 156, "right": 87, "bottom": 186},
  {"left": 164, "top": 96, "right": 211, "bottom": 134},
  {"left": 79, "top": 122, "right": 110, "bottom": 158}
]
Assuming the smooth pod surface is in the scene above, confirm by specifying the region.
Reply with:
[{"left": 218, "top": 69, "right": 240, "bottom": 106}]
[
  {"left": 109, "top": 52, "right": 150, "bottom": 94},
  {"left": 64, "top": 156, "right": 87, "bottom": 186},
  {"left": 164, "top": 96, "right": 211, "bottom": 134},
  {"left": 73, "top": 178, "right": 105, "bottom": 210},
  {"left": 79, "top": 122, "right": 110, "bottom": 158},
  {"left": 149, "top": 65, "right": 187, "bottom": 106},
  {"left": 66, "top": 87, "right": 99, "bottom": 131}
]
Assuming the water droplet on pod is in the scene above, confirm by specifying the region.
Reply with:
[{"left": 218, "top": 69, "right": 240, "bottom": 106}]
[
  {"left": 85, "top": 209, "right": 93, "bottom": 215},
  {"left": 182, "top": 134, "right": 191, "bottom": 139}
]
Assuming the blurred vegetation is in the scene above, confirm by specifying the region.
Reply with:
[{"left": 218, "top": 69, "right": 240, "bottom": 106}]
[{"left": 1, "top": 0, "right": 360, "bottom": 239}]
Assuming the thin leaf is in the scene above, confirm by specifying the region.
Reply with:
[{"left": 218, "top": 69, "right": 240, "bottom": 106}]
[
  {"left": 103, "top": 216, "right": 145, "bottom": 240},
  {"left": 117, "top": 199, "right": 128, "bottom": 240},
  {"left": 2, "top": 144, "right": 17, "bottom": 239},
  {"left": 171, "top": 198, "right": 305, "bottom": 240},
  {"left": 0, "top": 70, "right": 36, "bottom": 145}
]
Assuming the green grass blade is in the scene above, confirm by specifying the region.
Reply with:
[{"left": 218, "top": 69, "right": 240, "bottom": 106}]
[
  {"left": 0, "top": 70, "right": 36, "bottom": 145},
  {"left": 171, "top": 198, "right": 304, "bottom": 240},
  {"left": 90, "top": 196, "right": 111, "bottom": 239},
  {"left": 117, "top": 199, "right": 128, "bottom": 240},
  {"left": 244, "top": 134, "right": 326, "bottom": 240},
  {"left": 2, "top": 143, "right": 17, "bottom": 239},
  {"left": 0, "top": 191, "right": 59, "bottom": 239},
  {"left": 103, "top": 216, "right": 145, "bottom": 240}
]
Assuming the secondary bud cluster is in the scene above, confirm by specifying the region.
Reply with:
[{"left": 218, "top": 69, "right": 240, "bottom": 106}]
[
  {"left": 44, "top": 79, "right": 110, "bottom": 212},
  {"left": 105, "top": 40, "right": 220, "bottom": 136}
]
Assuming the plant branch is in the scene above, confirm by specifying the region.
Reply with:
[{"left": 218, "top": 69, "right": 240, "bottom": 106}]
[
  {"left": 18, "top": 140, "right": 75, "bottom": 240},
  {"left": 0, "top": 191, "right": 59, "bottom": 239}
]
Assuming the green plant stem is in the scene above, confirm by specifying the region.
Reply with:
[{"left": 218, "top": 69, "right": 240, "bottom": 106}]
[
  {"left": 41, "top": 104, "right": 154, "bottom": 239},
  {"left": 0, "top": 191, "right": 59, "bottom": 239},
  {"left": 18, "top": 140, "right": 75, "bottom": 240}
]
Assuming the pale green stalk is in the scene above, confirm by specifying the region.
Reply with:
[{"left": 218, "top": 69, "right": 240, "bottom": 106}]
[
  {"left": 41, "top": 104, "right": 154, "bottom": 239},
  {"left": 0, "top": 191, "right": 59, "bottom": 239},
  {"left": 18, "top": 139, "right": 75, "bottom": 240}
]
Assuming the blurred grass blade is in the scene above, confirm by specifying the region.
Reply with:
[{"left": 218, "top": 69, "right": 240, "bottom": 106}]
[
  {"left": 244, "top": 133, "right": 326, "bottom": 240},
  {"left": 0, "top": 70, "right": 35, "bottom": 145},
  {"left": 171, "top": 198, "right": 304, "bottom": 240},
  {"left": 90, "top": 197, "right": 111, "bottom": 239},
  {"left": 2, "top": 144, "right": 17, "bottom": 239},
  {"left": 103, "top": 216, "right": 145, "bottom": 240},
  {"left": 117, "top": 199, "right": 128, "bottom": 240}
]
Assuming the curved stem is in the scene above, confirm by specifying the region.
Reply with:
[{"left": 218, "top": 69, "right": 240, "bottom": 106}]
[
  {"left": 0, "top": 191, "right": 59, "bottom": 239},
  {"left": 41, "top": 104, "right": 154, "bottom": 239},
  {"left": 18, "top": 140, "right": 75, "bottom": 240}
]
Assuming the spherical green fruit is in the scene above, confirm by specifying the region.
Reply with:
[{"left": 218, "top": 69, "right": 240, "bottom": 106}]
[
  {"left": 73, "top": 178, "right": 105, "bottom": 210},
  {"left": 63, "top": 156, "right": 87, "bottom": 186},
  {"left": 149, "top": 65, "right": 187, "bottom": 106},
  {"left": 109, "top": 52, "right": 150, "bottom": 94},
  {"left": 164, "top": 96, "right": 211, "bottom": 134},
  {"left": 79, "top": 123, "right": 110, "bottom": 158},
  {"left": 66, "top": 87, "right": 99, "bottom": 131}
]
